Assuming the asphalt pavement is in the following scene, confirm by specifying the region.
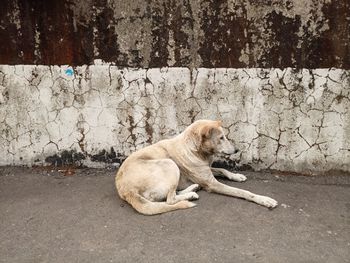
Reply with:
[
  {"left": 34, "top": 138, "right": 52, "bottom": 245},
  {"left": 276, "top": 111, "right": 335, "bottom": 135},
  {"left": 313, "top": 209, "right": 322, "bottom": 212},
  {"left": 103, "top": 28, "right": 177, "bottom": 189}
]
[{"left": 0, "top": 167, "right": 349, "bottom": 263}]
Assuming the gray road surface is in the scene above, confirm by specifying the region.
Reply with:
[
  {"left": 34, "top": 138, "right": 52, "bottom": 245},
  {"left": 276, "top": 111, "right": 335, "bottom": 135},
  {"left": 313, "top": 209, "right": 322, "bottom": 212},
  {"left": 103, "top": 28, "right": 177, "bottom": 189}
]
[{"left": 1, "top": 167, "right": 349, "bottom": 263}]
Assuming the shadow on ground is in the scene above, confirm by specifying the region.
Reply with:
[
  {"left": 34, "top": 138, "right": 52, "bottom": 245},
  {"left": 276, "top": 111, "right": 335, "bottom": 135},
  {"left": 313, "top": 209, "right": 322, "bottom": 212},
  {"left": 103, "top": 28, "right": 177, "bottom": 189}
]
[{"left": 0, "top": 167, "right": 349, "bottom": 263}]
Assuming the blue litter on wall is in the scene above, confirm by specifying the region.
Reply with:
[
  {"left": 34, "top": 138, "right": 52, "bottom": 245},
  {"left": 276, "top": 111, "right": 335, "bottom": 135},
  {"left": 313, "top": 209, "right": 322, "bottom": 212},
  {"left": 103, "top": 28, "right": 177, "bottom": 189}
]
[{"left": 65, "top": 68, "right": 74, "bottom": 76}]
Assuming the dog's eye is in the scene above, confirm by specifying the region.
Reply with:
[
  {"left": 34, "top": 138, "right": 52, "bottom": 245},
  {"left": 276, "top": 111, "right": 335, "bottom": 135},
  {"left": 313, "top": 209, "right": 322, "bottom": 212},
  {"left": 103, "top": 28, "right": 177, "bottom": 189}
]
[{"left": 220, "top": 136, "right": 224, "bottom": 140}]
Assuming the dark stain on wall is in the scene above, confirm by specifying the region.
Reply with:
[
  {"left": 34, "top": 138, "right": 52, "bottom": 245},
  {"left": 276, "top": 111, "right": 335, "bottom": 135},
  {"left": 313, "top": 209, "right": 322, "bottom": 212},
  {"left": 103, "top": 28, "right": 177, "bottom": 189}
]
[
  {"left": 148, "top": 1, "right": 170, "bottom": 67},
  {"left": 90, "top": 147, "right": 125, "bottom": 164},
  {"left": 259, "top": 11, "right": 301, "bottom": 68},
  {"left": 198, "top": 0, "right": 248, "bottom": 67},
  {"left": 212, "top": 159, "right": 253, "bottom": 172},
  {"left": 45, "top": 150, "right": 86, "bottom": 166},
  {"left": 312, "top": 0, "right": 350, "bottom": 68},
  {"left": 0, "top": 0, "right": 349, "bottom": 68},
  {"left": 44, "top": 148, "right": 126, "bottom": 166},
  {"left": 94, "top": 1, "right": 123, "bottom": 64}
]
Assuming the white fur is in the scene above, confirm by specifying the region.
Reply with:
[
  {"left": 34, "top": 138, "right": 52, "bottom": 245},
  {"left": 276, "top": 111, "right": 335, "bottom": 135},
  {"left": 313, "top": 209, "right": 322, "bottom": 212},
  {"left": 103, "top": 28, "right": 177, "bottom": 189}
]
[{"left": 116, "top": 120, "right": 278, "bottom": 215}]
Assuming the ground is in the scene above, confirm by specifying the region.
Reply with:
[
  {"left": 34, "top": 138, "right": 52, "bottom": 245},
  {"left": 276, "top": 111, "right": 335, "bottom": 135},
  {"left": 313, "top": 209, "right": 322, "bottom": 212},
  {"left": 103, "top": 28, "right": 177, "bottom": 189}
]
[{"left": 0, "top": 167, "right": 349, "bottom": 263}]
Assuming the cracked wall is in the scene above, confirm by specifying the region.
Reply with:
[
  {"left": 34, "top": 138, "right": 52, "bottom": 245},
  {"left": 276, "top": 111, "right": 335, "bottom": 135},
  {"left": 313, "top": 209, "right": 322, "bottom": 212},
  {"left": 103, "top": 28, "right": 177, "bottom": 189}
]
[{"left": 1, "top": 65, "right": 349, "bottom": 174}]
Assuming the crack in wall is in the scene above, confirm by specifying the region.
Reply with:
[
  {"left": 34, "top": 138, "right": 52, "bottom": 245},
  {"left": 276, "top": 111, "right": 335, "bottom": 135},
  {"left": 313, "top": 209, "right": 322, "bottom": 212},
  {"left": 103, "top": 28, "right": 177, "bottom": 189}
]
[{"left": 0, "top": 65, "right": 349, "bottom": 174}]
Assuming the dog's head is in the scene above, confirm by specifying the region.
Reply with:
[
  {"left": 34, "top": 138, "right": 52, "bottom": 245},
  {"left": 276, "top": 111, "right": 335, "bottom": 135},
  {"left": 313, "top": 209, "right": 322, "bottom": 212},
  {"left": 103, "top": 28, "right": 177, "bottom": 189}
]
[{"left": 187, "top": 120, "right": 238, "bottom": 157}]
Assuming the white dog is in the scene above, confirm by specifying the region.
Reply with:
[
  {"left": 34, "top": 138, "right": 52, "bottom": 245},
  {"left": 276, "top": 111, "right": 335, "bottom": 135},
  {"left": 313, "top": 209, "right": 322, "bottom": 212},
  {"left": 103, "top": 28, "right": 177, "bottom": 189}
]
[{"left": 116, "top": 120, "right": 278, "bottom": 215}]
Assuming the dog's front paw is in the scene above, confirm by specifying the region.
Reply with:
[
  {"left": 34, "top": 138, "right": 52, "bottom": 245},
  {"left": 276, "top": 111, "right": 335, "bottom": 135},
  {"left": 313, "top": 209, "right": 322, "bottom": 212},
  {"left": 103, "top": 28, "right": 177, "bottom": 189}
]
[
  {"left": 228, "top": 173, "right": 247, "bottom": 182},
  {"left": 235, "top": 173, "right": 247, "bottom": 182},
  {"left": 256, "top": 195, "right": 278, "bottom": 209}
]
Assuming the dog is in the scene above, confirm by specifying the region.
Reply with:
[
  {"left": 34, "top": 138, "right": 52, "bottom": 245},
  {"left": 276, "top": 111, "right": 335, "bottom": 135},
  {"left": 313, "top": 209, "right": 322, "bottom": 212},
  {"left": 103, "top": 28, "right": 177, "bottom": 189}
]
[{"left": 115, "top": 120, "right": 278, "bottom": 215}]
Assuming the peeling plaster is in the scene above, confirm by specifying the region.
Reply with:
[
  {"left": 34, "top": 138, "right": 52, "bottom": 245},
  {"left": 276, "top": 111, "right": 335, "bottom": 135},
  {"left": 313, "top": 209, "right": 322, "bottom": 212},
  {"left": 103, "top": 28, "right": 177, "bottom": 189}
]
[
  {"left": 0, "top": 0, "right": 349, "bottom": 68},
  {"left": 0, "top": 65, "right": 349, "bottom": 174}
]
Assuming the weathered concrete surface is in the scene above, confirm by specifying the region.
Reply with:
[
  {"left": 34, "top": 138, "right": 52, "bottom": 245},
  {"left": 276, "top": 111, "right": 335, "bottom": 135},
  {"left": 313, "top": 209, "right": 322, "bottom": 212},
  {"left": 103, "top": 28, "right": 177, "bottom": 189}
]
[
  {"left": 0, "top": 167, "right": 349, "bottom": 263},
  {"left": 0, "top": 0, "right": 349, "bottom": 68},
  {"left": 1, "top": 65, "right": 349, "bottom": 174}
]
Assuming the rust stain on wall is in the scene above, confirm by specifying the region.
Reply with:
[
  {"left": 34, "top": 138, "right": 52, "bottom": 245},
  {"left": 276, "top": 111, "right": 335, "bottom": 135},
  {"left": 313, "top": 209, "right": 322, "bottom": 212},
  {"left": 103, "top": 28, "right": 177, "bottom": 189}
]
[{"left": 0, "top": 0, "right": 349, "bottom": 68}]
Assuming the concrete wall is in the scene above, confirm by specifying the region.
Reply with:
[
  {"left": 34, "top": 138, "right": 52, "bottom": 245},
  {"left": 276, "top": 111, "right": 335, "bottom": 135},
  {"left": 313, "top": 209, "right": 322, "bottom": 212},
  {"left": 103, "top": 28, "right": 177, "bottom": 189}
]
[
  {"left": 1, "top": 65, "right": 349, "bottom": 173},
  {"left": 0, "top": 0, "right": 349, "bottom": 174},
  {"left": 1, "top": 0, "right": 349, "bottom": 68}
]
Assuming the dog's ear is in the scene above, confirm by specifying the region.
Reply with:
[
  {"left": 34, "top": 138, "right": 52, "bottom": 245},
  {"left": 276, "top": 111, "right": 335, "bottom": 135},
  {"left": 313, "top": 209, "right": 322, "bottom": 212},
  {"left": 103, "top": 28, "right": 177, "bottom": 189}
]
[
  {"left": 189, "top": 125, "right": 213, "bottom": 146},
  {"left": 201, "top": 125, "right": 215, "bottom": 140},
  {"left": 189, "top": 122, "right": 219, "bottom": 148}
]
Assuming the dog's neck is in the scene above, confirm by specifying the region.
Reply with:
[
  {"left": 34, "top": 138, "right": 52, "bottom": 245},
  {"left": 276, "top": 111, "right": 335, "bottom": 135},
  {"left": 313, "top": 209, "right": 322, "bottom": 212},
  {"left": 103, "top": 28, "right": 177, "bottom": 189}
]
[
  {"left": 194, "top": 148, "right": 214, "bottom": 163},
  {"left": 173, "top": 132, "right": 213, "bottom": 164}
]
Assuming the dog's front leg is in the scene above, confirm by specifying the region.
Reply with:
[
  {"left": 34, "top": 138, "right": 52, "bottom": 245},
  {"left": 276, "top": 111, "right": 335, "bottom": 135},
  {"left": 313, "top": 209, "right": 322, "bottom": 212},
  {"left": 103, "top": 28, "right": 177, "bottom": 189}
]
[
  {"left": 211, "top": 167, "right": 247, "bottom": 182},
  {"left": 206, "top": 179, "right": 278, "bottom": 208}
]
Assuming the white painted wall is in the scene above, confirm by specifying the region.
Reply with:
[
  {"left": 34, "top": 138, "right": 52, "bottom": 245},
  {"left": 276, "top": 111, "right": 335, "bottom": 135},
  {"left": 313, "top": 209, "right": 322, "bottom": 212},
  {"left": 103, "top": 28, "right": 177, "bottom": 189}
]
[{"left": 0, "top": 65, "right": 349, "bottom": 174}]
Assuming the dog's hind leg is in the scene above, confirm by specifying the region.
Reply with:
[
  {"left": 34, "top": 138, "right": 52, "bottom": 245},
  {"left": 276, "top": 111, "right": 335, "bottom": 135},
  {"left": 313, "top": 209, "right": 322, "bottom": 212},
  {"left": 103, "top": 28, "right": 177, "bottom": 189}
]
[
  {"left": 211, "top": 168, "right": 247, "bottom": 182},
  {"left": 125, "top": 191, "right": 196, "bottom": 215}
]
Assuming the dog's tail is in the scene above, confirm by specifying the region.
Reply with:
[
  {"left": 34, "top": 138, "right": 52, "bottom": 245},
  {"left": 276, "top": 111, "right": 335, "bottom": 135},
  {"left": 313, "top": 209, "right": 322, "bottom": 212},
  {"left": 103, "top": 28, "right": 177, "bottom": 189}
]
[{"left": 124, "top": 192, "right": 196, "bottom": 215}]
